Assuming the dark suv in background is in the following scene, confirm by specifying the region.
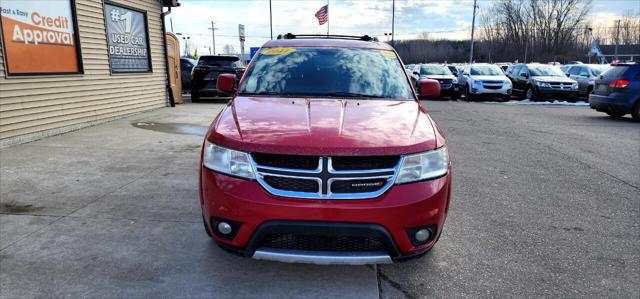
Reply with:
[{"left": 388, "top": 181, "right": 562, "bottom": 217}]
[
  {"left": 589, "top": 63, "right": 639, "bottom": 121},
  {"left": 410, "top": 64, "right": 460, "bottom": 100},
  {"left": 191, "top": 55, "right": 244, "bottom": 102},
  {"left": 508, "top": 63, "right": 579, "bottom": 101}
]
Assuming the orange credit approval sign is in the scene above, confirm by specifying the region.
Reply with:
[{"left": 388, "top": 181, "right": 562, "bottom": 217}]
[{"left": 0, "top": 0, "right": 82, "bottom": 75}]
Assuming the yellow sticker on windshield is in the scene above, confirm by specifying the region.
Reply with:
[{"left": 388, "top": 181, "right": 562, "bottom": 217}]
[
  {"left": 381, "top": 51, "right": 397, "bottom": 59},
  {"left": 261, "top": 48, "right": 296, "bottom": 55}
]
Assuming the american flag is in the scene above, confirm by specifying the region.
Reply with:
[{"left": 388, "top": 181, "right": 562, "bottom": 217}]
[{"left": 315, "top": 5, "right": 328, "bottom": 25}]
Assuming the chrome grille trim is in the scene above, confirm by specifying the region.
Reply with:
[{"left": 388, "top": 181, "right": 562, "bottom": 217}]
[{"left": 251, "top": 155, "right": 402, "bottom": 200}]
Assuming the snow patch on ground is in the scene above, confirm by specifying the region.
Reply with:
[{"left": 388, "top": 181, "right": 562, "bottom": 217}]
[{"left": 487, "top": 99, "right": 590, "bottom": 106}]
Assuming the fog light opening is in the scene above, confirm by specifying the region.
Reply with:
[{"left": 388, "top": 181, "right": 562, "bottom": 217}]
[
  {"left": 415, "top": 229, "right": 431, "bottom": 242},
  {"left": 217, "top": 222, "right": 233, "bottom": 235}
]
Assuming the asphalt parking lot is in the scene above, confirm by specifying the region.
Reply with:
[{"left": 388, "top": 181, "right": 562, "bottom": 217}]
[{"left": 1, "top": 99, "right": 638, "bottom": 298}]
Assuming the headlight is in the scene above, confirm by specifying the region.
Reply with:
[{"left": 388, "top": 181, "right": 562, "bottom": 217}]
[
  {"left": 504, "top": 80, "right": 512, "bottom": 87},
  {"left": 535, "top": 81, "right": 551, "bottom": 88},
  {"left": 396, "top": 146, "right": 449, "bottom": 184},
  {"left": 452, "top": 78, "right": 458, "bottom": 84},
  {"left": 571, "top": 82, "right": 578, "bottom": 90},
  {"left": 473, "top": 80, "right": 483, "bottom": 87},
  {"left": 202, "top": 141, "right": 255, "bottom": 179}
]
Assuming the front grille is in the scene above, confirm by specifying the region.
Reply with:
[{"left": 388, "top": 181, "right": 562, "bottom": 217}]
[
  {"left": 260, "top": 233, "right": 386, "bottom": 252},
  {"left": 483, "top": 85, "right": 502, "bottom": 89},
  {"left": 252, "top": 153, "right": 319, "bottom": 170},
  {"left": 331, "top": 179, "right": 388, "bottom": 193},
  {"left": 549, "top": 83, "right": 572, "bottom": 89},
  {"left": 331, "top": 156, "right": 400, "bottom": 170},
  {"left": 263, "top": 176, "right": 319, "bottom": 193},
  {"left": 437, "top": 79, "right": 453, "bottom": 84},
  {"left": 254, "top": 155, "right": 400, "bottom": 199}
]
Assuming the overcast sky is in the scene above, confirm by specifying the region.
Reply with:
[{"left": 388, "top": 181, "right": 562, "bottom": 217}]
[{"left": 165, "top": 0, "right": 639, "bottom": 56}]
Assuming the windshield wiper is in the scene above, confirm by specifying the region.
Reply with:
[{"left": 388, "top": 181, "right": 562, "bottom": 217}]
[{"left": 324, "top": 92, "right": 386, "bottom": 98}]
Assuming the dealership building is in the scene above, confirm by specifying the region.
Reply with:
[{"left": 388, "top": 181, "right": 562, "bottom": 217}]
[{"left": 0, "top": 0, "right": 180, "bottom": 147}]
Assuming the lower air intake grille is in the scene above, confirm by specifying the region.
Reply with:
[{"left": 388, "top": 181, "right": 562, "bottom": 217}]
[{"left": 260, "top": 234, "right": 386, "bottom": 252}]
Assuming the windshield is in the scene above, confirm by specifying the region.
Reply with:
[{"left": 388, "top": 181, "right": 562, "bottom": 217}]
[
  {"left": 420, "top": 65, "right": 452, "bottom": 76},
  {"left": 470, "top": 65, "right": 503, "bottom": 76},
  {"left": 529, "top": 65, "right": 565, "bottom": 77},
  {"left": 198, "top": 56, "right": 241, "bottom": 67},
  {"left": 590, "top": 65, "right": 610, "bottom": 76},
  {"left": 239, "top": 47, "right": 413, "bottom": 99}
]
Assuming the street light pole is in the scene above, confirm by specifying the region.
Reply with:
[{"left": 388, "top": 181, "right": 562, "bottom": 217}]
[
  {"left": 614, "top": 19, "right": 621, "bottom": 62},
  {"left": 391, "top": 0, "right": 395, "bottom": 47},
  {"left": 269, "top": 0, "right": 273, "bottom": 39},
  {"left": 468, "top": 0, "right": 478, "bottom": 64}
]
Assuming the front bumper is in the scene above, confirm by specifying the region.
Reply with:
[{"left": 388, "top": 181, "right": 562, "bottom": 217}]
[
  {"left": 470, "top": 85, "right": 511, "bottom": 96},
  {"left": 200, "top": 169, "right": 452, "bottom": 263},
  {"left": 535, "top": 87, "right": 578, "bottom": 99}
]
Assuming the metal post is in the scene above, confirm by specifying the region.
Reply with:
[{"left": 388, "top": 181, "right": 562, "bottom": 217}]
[
  {"left": 209, "top": 21, "right": 218, "bottom": 55},
  {"left": 614, "top": 19, "right": 621, "bottom": 62},
  {"left": 588, "top": 27, "right": 593, "bottom": 64},
  {"left": 391, "top": 0, "right": 395, "bottom": 46},
  {"left": 269, "top": 0, "right": 273, "bottom": 39},
  {"left": 327, "top": 0, "right": 330, "bottom": 36},
  {"left": 469, "top": 0, "right": 477, "bottom": 63},
  {"left": 170, "top": 17, "right": 173, "bottom": 32}
]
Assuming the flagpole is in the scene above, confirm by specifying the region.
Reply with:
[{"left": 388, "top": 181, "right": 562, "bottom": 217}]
[{"left": 327, "top": 0, "right": 329, "bottom": 36}]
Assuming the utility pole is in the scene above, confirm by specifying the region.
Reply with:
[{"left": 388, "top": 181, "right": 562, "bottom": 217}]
[
  {"left": 614, "top": 19, "right": 621, "bottom": 62},
  {"left": 588, "top": 27, "right": 593, "bottom": 64},
  {"left": 169, "top": 17, "right": 173, "bottom": 32},
  {"left": 391, "top": 0, "right": 395, "bottom": 47},
  {"left": 468, "top": 0, "right": 478, "bottom": 64},
  {"left": 269, "top": 0, "right": 273, "bottom": 39},
  {"left": 209, "top": 21, "right": 218, "bottom": 55}
]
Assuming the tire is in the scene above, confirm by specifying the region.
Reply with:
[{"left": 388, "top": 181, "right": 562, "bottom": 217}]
[
  {"left": 191, "top": 89, "right": 200, "bottom": 103},
  {"left": 501, "top": 96, "right": 511, "bottom": 102},
  {"left": 606, "top": 111, "right": 625, "bottom": 118},
  {"left": 526, "top": 87, "right": 538, "bottom": 101},
  {"left": 463, "top": 85, "right": 473, "bottom": 101},
  {"left": 450, "top": 93, "right": 459, "bottom": 101},
  {"left": 203, "top": 215, "right": 213, "bottom": 238},
  {"left": 631, "top": 101, "right": 640, "bottom": 122}
]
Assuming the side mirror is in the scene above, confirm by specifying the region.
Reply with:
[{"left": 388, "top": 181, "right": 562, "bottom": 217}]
[
  {"left": 216, "top": 73, "right": 236, "bottom": 94},
  {"left": 234, "top": 67, "right": 246, "bottom": 77},
  {"left": 417, "top": 79, "right": 441, "bottom": 99},
  {"left": 520, "top": 72, "right": 528, "bottom": 78},
  {"left": 413, "top": 71, "right": 420, "bottom": 76},
  {"left": 565, "top": 73, "right": 570, "bottom": 77}
]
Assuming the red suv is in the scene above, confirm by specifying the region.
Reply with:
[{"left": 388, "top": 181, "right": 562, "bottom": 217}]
[{"left": 199, "top": 34, "right": 451, "bottom": 265}]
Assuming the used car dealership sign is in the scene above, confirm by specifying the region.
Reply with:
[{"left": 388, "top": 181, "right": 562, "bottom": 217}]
[
  {"left": 0, "top": 0, "right": 82, "bottom": 75},
  {"left": 104, "top": 2, "right": 151, "bottom": 73}
]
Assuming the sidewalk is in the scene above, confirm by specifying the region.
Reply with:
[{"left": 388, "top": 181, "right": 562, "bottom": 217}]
[{"left": 0, "top": 103, "right": 379, "bottom": 298}]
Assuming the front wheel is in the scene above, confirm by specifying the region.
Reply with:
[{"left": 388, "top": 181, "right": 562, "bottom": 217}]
[
  {"left": 526, "top": 87, "right": 538, "bottom": 101},
  {"left": 450, "top": 92, "right": 460, "bottom": 101}
]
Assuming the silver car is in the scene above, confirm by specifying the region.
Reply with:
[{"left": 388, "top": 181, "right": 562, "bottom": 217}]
[{"left": 565, "top": 64, "right": 610, "bottom": 98}]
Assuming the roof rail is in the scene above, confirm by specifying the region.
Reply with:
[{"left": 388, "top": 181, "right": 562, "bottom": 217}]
[{"left": 276, "top": 33, "right": 378, "bottom": 42}]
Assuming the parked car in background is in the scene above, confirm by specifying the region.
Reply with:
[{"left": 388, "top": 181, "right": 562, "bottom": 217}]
[
  {"left": 507, "top": 63, "right": 578, "bottom": 101},
  {"left": 565, "top": 64, "right": 611, "bottom": 98},
  {"left": 446, "top": 65, "right": 460, "bottom": 76},
  {"left": 411, "top": 64, "right": 460, "bottom": 100},
  {"left": 495, "top": 63, "right": 512, "bottom": 73},
  {"left": 190, "top": 55, "right": 244, "bottom": 102},
  {"left": 458, "top": 63, "right": 512, "bottom": 101},
  {"left": 202, "top": 35, "right": 450, "bottom": 264},
  {"left": 589, "top": 63, "right": 639, "bottom": 121},
  {"left": 180, "top": 58, "right": 196, "bottom": 91}
]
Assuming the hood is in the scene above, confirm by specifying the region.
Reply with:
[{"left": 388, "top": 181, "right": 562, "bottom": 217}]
[
  {"left": 210, "top": 97, "right": 438, "bottom": 156},
  {"left": 532, "top": 76, "right": 575, "bottom": 83},
  {"left": 470, "top": 75, "right": 508, "bottom": 81},
  {"left": 423, "top": 75, "right": 455, "bottom": 80}
]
